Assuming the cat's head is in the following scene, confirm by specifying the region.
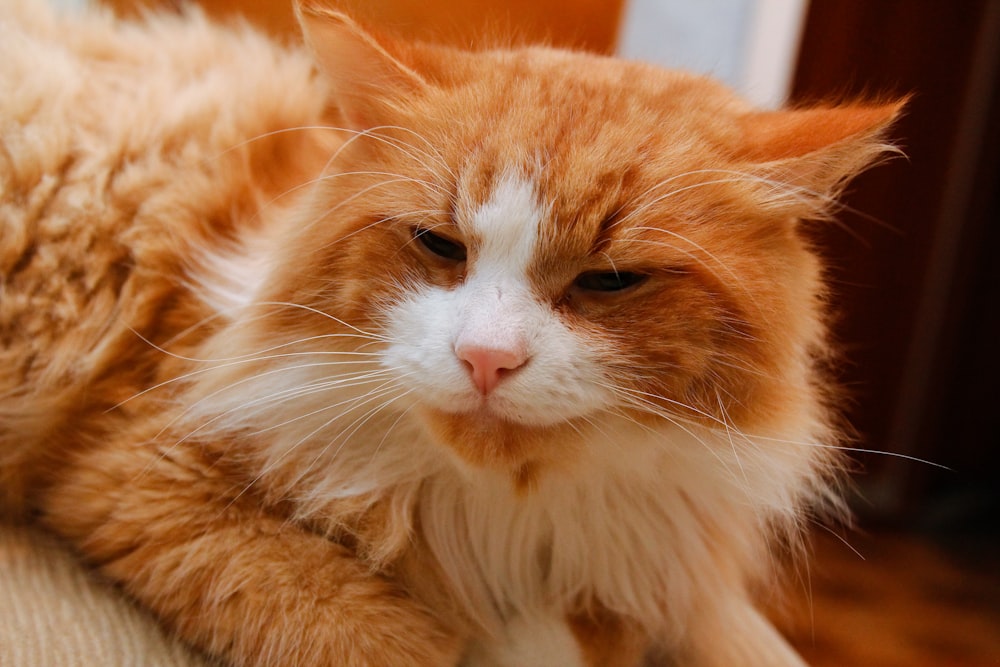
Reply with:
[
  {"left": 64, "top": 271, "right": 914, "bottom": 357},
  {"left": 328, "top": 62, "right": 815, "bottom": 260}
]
[{"left": 242, "top": 3, "right": 902, "bottom": 482}]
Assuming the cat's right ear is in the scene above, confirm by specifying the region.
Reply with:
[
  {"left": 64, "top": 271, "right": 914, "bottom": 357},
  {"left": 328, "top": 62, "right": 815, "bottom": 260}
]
[{"left": 295, "top": 1, "right": 428, "bottom": 130}]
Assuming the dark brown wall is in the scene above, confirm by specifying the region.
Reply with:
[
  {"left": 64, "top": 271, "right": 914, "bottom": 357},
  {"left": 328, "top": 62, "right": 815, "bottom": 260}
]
[{"left": 792, "top": 0, "right": 1000, "bottom": 528}]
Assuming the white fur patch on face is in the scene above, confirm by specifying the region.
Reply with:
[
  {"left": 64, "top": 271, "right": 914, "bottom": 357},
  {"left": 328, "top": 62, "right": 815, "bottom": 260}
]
[
  {"left": 381, "top": 170, "right": 614, "bottom": 425},
  {"left": 469, "top": 172, "right": 541, "bottom": 281},
  {"left": 452, "top": 173, "right": 544, "bottom": 392}
]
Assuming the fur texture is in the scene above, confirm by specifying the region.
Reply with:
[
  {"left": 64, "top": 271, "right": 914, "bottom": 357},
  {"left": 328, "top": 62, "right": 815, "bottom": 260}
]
[{"left": 0, "top": 1, "right": 902, "bottom": 665}]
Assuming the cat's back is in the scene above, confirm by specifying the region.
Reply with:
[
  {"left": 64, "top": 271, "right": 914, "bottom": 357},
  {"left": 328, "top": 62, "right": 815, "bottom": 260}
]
[{"left": 0, "top": 1, "right": 327, "bottom": 507}]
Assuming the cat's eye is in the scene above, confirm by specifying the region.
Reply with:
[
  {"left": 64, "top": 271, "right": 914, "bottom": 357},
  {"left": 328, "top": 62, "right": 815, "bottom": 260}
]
[
  {"left": 573, "top": 270, "right": 647, "bottom": 293},
  {"left": 412, "top": 227, "right": 467, "bottom": 262}
]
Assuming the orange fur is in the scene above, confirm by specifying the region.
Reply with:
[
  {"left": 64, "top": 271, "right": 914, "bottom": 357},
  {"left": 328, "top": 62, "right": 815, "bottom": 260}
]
[{"left": 1, "top": 1, "right": 902, "bottom": 665}]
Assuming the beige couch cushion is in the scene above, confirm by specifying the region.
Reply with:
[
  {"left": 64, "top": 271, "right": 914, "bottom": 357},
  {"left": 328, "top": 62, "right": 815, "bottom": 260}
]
[{"left": 0, "top": 522, "right": 212, "bottom": 667}]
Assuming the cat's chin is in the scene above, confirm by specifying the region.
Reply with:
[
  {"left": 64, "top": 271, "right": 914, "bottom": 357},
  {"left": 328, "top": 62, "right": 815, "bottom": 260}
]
[
  {"left": 418, "top": 407, "right": 582, "bottom": 480},
  {"left": 421, "top": 388, "right": 581, "bottom": 429}
]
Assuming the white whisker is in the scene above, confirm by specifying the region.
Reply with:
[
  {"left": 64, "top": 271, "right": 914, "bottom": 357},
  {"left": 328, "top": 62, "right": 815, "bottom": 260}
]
[
  {"left": 602, "top": 379, "right": 947, "bottom": 471},
  {"left": 146, "top": 358, "right": 387, "bottom": 454},
  {"left": 242, "top": 370, "right": 416, "bottom": 438},
  {"left": 113, "top": 341, "right": 384, "bottom": 411},
  {"left": 244, "top": 379, "right": 413, "bottom": 499}
]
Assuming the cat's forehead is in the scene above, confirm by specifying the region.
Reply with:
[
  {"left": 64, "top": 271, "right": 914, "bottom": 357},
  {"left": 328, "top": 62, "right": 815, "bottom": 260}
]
[
  {"left": 435, "top": 56, "right": 747, "bottom": 220},
  {"left": 400, "top": 52, "right": 769, "bottom": 272},
  {"left": 454, "top": 52, "right": 744, "bottom": 149}
]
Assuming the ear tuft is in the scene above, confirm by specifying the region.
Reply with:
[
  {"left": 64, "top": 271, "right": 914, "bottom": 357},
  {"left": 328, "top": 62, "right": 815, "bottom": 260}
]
[
  {"left": 737, "top": 99, "right": 907, "bottom": 216},
  {"left": 294, "top": 1, "right": 427, "bottom": 130},
  {"left": 738, "top": 100, "right": 906, "bottom": 163}
]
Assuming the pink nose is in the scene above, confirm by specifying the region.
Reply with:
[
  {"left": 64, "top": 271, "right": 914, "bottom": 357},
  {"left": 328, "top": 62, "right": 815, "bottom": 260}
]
[{"left": 455, "top": 343, "right": 528, "bottom": 395}]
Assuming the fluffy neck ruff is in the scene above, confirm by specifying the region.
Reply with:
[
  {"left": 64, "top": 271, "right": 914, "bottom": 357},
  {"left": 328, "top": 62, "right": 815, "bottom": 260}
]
[{"left": 223, "top": 395, "right": 836, "bottom": 638}]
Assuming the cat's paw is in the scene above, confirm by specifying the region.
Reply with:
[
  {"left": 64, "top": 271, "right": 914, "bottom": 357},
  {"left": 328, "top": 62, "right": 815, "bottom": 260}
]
[
  {"left": 120, "top": 523, "right": 463, "bottom": 667},
  {"left": 225, "top": 565, "right": 463, "bottom": 667}
]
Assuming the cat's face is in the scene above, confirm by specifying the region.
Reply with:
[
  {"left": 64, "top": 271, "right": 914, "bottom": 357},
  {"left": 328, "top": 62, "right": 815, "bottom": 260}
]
[{"left": 250, "top": 8, "right": 900, "bottom": 477}]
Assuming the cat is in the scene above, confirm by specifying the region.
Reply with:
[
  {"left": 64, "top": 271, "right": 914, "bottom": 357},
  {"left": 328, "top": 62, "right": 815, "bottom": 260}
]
[{"left": 0, "top": 0, "right": 903, "bottom": 665}]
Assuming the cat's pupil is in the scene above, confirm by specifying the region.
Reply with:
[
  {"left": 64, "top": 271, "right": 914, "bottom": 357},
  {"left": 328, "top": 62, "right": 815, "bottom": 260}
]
[
  {"left": 413, "top": 228, "right": 467, "bottom": 262},
  {"left": 574, "top": 270, "right": 647, "bottom": 292}
]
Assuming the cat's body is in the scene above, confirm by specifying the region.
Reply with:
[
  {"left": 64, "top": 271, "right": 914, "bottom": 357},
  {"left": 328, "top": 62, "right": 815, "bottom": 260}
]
[{"left": 0, "top": 2, "right": 900, "bottom": 665}]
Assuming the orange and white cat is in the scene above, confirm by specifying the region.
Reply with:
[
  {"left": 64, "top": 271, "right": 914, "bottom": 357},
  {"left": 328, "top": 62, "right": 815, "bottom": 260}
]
[{"left": 0, "top": 1, "right": 901, "bottom": 665}]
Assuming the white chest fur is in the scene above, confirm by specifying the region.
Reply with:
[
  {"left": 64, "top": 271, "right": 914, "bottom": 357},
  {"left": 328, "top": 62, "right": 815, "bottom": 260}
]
[{"left": 413, "top": 417, "right": 791, "bottom": 637}]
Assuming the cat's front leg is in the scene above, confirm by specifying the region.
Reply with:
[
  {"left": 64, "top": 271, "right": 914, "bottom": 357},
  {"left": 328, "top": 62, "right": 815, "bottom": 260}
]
[
  {"left": 683, "top": 596, "right": 808, "bottom": 667},
  {"left": 462, "top": 614, "right": 587, "bottom": 667},
  {"left": 41, "top": 437, "right": 462, "bottom": 667},
  {"left": 462, "top": 611, "right": 648, "bottom": 667}
]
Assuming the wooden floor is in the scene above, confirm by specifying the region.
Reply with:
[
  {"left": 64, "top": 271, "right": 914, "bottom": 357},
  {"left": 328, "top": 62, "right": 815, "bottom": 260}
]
[{"left": 772, "top": 530, "right": 1000, "bottom": 667}]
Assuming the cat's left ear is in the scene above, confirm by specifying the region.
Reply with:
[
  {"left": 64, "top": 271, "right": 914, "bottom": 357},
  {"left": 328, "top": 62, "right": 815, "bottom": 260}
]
[
  {"left": 295, "top": 1, "right": 428, "bottom": 130},
  {"left": 736, "top": 99, "right": 907, "bottom": 216}
]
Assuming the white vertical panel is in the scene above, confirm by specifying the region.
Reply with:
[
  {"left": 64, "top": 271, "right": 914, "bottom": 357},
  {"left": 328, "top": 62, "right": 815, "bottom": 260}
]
[
  {"left": 617, "top": 0, "right": 808, "bottom": 108},
  {"left": 741, "top": 0, "right": 808, "bottom": 107},
  {"left": 617, "top": 0, "right": 754, "bottom": 90}
]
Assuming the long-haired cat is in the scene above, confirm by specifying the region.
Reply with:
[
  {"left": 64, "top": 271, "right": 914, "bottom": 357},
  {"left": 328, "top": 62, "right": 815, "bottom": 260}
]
[{"left": 0, "top": 1, "right": 902, "bottom": 665}]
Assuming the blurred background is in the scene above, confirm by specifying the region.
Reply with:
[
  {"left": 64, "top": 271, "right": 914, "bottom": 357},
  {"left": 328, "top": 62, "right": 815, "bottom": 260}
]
[{"left": 56, "top": 0, "right": 1000, "bottom": 664}]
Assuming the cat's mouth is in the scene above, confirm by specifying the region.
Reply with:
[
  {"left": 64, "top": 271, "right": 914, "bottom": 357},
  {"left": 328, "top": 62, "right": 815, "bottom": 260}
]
[
  {"left": 418, "top": 406, "right": 580, "bottom": 473},
  {"left": 430, "top": 384, "right": 575, "bottom": 429}
]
